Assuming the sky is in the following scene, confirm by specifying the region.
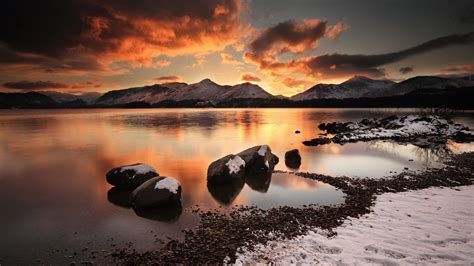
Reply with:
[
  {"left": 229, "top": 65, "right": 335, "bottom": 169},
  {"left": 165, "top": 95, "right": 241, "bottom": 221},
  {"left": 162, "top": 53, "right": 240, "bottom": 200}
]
[{"left": 0, "top": 0, "right": 473, "bottom": 96}]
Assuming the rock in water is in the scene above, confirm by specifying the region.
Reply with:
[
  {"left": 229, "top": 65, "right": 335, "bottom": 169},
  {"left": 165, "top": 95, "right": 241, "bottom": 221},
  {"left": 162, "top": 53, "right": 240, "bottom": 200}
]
[
  {"left": 285, "top": 149, "right": 301, "bottom": 169},
  {"left": 207, "top": 155, "right": 246, "bottom": 184},
  {"left": 106, "top": 163, "right": 159, "bottom": 189},
  {"left": 237, "top": 145, "right": 279, "bottom": 172},
  {"left": 207, "top": 145, "right": 279, "bottom": 185},
  {"left": 130, "top": 177, "right": 182, "bottom": 209}
]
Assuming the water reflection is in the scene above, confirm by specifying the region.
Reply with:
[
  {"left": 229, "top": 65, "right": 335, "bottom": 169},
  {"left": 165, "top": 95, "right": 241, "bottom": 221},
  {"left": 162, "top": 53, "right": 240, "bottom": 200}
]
[
  {"left": 0, "top": 108, "right": 472, "bottom": 264},
  {"left": 207, "top": 178, "right": 244, "bottom": 205},
  {"left": 107, "top": 187, "right": 133, "bottom": 208},
  {"left": 208, "top": 172, "right": 344, "bottom": 209},
  {"left": 133, "top": 204, "right": 183, "bottom": 223}
]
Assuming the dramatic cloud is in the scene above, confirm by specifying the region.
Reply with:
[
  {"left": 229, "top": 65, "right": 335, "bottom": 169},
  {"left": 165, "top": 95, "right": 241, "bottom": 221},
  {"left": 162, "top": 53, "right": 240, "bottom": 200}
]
[
  {"left": 399, "top": 66, "right": 414, "bottom": 74},
  {"left": 0, "top": 0, "right": 248, "bottom": 73},
  {"left": 244, "top": 19, "right": 348, "bottom": 78},
  {"left": 441, "top": 64, "right": 474, "bottom": 74},
  {"left": 241, "top": 73, "right": 261, "bottom": 82},
  {"left": 248, "top": 19, "right": 329, "bottom": 57},
  {"left": 221, "top": 53, "right": 242, "bottom": 64},
  {"left": 153, "top": 76, "right": 183, "bottom": 83},
  {"left": 3, "top": 80, "right": 68, "bottom": 90},
  {"left": 246, "top": 29, "right": 474, "bottom": 80}
]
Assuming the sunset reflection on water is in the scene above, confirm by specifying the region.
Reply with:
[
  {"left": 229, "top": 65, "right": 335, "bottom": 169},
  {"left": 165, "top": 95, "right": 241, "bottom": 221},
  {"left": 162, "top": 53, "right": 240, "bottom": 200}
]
[{"left": 0, "top": 108, "right": 473, "bottom": 263}]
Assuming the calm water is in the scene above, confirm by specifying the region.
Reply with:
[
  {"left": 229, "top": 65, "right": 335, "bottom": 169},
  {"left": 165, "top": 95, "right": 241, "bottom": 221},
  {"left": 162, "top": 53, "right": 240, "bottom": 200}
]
[{"left": 0, "top": 108, "right": 473, "bottom": 264}]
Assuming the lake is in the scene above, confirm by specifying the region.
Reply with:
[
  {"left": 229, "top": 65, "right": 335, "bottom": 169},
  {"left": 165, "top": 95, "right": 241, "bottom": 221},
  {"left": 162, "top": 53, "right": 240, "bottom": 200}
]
[{"left": 0, "top": 108, "right": 473, "bottom": 264}]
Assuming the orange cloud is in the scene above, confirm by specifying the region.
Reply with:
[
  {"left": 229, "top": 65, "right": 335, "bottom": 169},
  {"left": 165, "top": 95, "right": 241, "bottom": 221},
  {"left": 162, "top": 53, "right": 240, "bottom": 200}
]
[
  {"left": 153, "top": 76, "right": 183, "bottom": 83},
  {"left": 282, "top": 77, "right": 308, "bottom": 88},
  {"left": 221, "top": 52, "right": 242, "bottom": 64},
  {"left": 241, "top": 73, "right": 261, "bottom": 82},
  {"left": 0, "top": 0, "right": 250, "bottom": 73},
  {"left": 441, "top": 64, "right": 474, "bottom": 74}
]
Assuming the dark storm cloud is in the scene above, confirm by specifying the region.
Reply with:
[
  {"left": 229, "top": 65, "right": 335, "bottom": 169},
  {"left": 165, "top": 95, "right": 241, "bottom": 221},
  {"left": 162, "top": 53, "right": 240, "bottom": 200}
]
[
  {"left": 3, "top": 80, "right": 68, "bottom": 90},
  {"left": 399, "top": 66, "right": 414, "bottom": 74},
  {"left": 249, "top": 19, "right": 328, "bottom": 56},
  {"left": 303, "top": 32, "right": 474, "bottom": 77},
  {"left": 0, "top": 0, "right": 246, "bottom": 72}
]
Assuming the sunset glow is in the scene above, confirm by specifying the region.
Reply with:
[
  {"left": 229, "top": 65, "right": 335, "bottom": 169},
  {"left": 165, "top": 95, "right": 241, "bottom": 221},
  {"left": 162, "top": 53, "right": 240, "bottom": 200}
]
[{"left": 1, "top": 0, "right": 473, "bottom": 96}]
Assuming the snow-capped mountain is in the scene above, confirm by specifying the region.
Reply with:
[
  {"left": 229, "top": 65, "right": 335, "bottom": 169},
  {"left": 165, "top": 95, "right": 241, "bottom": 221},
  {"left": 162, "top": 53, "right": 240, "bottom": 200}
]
[
  {"left": 96, "top": 79, "right": 275, "bottom": 105},
  {"left": 369, "top": 75, "right": 474, "bottom": 97},
  {"left": 291, "top": 76, "right": 394, "bottom": 101},
  {"left": 292, "top": 75, "right": 474, "bottom": 101}
]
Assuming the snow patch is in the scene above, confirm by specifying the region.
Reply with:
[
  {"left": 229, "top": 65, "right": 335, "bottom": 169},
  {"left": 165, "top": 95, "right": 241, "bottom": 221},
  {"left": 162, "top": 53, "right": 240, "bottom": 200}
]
[
  {"left": 334, "top": 115, "right": 473, "bottom": 143},
  {"left": 235, "top": 186, "right": 474, "bottom": 265},
  {"left": 226, "top": 156, "right": 246, "bottom": 174},
  {"left": 154, "top": 177, "right": 180, "bottom": 194},
  {"left": 257, "top": 145, "right": 269, "bottom": 156},
  {"left": 120, "top": 163, "right": 157, "bottom": 179}
]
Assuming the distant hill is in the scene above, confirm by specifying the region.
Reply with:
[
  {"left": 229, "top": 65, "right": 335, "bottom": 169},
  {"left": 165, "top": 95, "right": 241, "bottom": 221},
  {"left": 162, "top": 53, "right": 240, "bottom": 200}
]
[
  {"left": 0, "top": 91, "right": 57, "bottom": 108},
  {"left": 368, "top": 75, "right": 474, "bottom": 98},
  {"left": 291, "top": 76, "right": 395, "bottom": 100},
  {"left": 96, "top": 79, "right": 274, "bottom": 105}
]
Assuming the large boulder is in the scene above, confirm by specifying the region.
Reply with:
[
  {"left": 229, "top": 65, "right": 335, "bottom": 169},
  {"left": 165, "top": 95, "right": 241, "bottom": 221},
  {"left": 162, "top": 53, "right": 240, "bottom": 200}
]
[
  {"left": 130, "top": 176, "right": 182, "bottom": 209},
  {"left": 106, "top": 163, "right": 158, "bottom": 189},
  {"left": 285, "top": 149, "right": 301, "bottom": 169},
  {"left": 207, "top": 145, "right": 279, "bottom": 187},
  {"left": 237, "top": 145, "right": 279, "bottom": 172},
  {"left": 207, "top": 154, "right": 246, "bottom": 184}
]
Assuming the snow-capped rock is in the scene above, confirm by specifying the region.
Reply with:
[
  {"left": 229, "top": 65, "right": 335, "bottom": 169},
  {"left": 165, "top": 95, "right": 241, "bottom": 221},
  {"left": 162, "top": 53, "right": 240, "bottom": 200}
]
[
  {"left": 130, "top": 176, "right": 182, "bottom": 209},
  {"left": 208, "top": 155, "right": 247, "bottom": 184},
  {"left": 303, "top": 115, "right": 474, "bottom": 146},
  {"left": 106, "top": 163, "right": 159, "bottom": 189}
]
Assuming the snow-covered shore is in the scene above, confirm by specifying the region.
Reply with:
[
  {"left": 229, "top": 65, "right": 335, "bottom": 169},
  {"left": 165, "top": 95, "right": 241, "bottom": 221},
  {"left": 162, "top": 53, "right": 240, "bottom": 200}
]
[{"left": 235, "top": 186, "right": 474, "bottom": 265}]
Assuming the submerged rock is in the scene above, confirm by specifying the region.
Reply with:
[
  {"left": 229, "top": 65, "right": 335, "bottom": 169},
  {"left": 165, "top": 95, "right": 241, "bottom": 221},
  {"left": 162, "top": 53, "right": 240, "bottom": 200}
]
[
  {"left": 285, "top": 149, "right": 301, "bottom": 169},
  {"left": 130, "top": 176, "right": 182, "bottom": 209},
  {"left": 106, "top": 163, "right": 158, "bottom": 189},
  {"left": 207, "top": 155, "right": 246, "bottom": 184}
]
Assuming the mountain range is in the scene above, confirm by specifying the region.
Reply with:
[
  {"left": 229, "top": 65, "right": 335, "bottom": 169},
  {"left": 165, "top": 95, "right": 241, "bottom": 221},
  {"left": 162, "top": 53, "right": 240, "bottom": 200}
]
[{"left": 1, "top": 74, "right": 473, "bottom": 108}]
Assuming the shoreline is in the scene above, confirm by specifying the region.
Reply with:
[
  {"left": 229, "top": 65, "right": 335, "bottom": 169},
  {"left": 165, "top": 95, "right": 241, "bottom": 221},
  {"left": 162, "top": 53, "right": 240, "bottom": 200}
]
[{"left": 111, "top": 152, "right": 474, "bottom": 264}]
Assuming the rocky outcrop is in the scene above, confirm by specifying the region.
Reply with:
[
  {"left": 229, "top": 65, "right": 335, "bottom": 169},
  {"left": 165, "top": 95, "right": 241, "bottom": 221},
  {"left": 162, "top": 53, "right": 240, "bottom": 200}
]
[
  {"left": 304, "top": 115, "right": 474, "bottom": 147},
  {"left": 106, "top": 163, "right": 159, "bottom": 189}
]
